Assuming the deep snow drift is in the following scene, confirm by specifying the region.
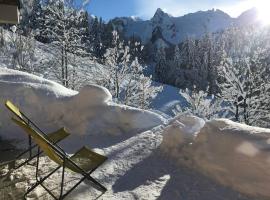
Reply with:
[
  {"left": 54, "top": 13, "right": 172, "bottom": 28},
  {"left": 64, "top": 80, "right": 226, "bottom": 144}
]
[
  {"left": 0, "top": 68, "right": 270, "bottom": 200},
  {"left": 0, "top": 68, "right": 165, "bottom": 150},
  {"left": 161, "top": 116, "right": 270, "bottom": 199}
]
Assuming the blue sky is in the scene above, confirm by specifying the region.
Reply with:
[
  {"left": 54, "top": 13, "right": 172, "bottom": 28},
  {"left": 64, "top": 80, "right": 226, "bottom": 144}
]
[
  {"left": 87, "top": 0, "right": 257, "bottom": 21},
  {"left": 87, "top": 0, "right": 137, "bottom": 21}
]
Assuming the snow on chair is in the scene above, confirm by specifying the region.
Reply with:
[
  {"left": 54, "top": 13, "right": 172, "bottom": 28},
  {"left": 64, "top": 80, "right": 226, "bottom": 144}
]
[{"left": 6, "top": 100, "right": 107, "bottom": 199}]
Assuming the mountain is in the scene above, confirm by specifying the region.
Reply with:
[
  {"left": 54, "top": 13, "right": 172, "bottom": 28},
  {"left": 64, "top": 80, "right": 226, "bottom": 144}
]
[
  {"left": 236, "top": 7, "right": 259, "bottom": 26},
  {"left": 111, "top": 8, "right": 258, "bottom": 46}
]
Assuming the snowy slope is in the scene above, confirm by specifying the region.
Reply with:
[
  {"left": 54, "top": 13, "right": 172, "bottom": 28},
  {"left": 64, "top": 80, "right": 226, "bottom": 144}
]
[
  {"left": 150, "top": 82, "right": 186, "bottom": 116},
  {"left": 112, "top": 8, "right": 259, "bottom": 45},
  {"left": 1, "top": 69, "right": 270, "bottom": 199}
]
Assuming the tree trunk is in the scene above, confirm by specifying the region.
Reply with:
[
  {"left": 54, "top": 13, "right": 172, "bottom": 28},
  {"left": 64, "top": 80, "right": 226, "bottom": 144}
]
[
  {"left": 72, "top": 54, "right": 76, "bottom": 90},
  {"left": 61, "top": 46, "right": 65, "bottom": 86},
  {"left": 141, "top": 80, "right": 145, "bottom": 109},
  {"left": 65, "top": 45, "right": 68, "bottom": 87},
  {"left": 115, "top": 70, "right": 119, "bottom": 99},
  {"left": 0, "top": 27, "right": 4, "bottom": 47},
  {"left": 243, "top": 98, "right": 248, "bottom": 124},
  {"left": 235, "top": 104, "right": 239, "bottom": 122}
]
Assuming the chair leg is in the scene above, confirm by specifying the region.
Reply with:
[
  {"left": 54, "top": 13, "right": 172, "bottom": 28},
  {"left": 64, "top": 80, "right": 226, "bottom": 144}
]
[
  {"left": 61, "top": 172, "right": 107, "bottom": 199},
  {"left": 24, "top": 162, "right": 106, "bottom": 200},
  {"left": 14, "top": 136, "right": 64, "bottom": 170},
  {"left": 14, "top": 150, "right": 42, "bottom": 170},
  {"left": 15, "top": 144, "right": 37, "bottom": 161},
  {"left": 85, "top": 173, "right": 107, "bottom": 192},
  {"left": 61, "top": 176, "right": 87, "bottom": 199},
  {"left": 35, "top": 147, "right": 40, "bottom": 181},
  {"left": 59, "top": 158, "right": 66, "bottom": 199},
  {"left": 25, "top": 161, "right": 67, "bottom": 200},
  {"left": 28, "top": 135, "right": 32, "bottom": 163},
  {"left": 40, "top": 183, "right": 58, "bottom": 200},
  {"left": 24, "top": 166, "right": 61, "bottom": 199}
]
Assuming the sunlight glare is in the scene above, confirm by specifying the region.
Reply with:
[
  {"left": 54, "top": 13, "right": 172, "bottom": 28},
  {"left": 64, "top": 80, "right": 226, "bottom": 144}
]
[{"left": 256, "top": 1, "right": 270, "bottom": 25}]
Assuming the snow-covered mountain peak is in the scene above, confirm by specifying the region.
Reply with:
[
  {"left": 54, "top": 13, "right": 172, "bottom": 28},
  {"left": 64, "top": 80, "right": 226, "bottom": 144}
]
[
  {"left": 181, "top": 8, "right": 231, "bottom": 22},
  {"left": 237, "top": 7, "right": 259, "bottom": 25},
  {"left": 238, "top": 7, "right": 258, "bottom": 18},
  {"left": 130, "top": 15, "right": 142, "bottom": 21},
  {"left": 111, "top": 8, "right": 260, "bottom": 46},
  {"left": 214, "top": 8, "right": 231, "bottom": 16},
  {"left": 151, "top": 8, "right": 172, "bottom": 25},
  {"left": 153, "top": 8, "right": 169, "bottom": 18}
]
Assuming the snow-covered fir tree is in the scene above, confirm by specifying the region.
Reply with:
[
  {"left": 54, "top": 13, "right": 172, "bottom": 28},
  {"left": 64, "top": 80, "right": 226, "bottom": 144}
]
[
  {"left": 173, "top": 44, "right": 181, "bottom": 68},
  {"left": 218, "top": 50, "right": 270, "bottom": 126},
  {"left": 122, "top": 57, "right": 163, "bottom": 109},
  {"left": 155, "top": 47, "right": 167, "bottom": 82}
]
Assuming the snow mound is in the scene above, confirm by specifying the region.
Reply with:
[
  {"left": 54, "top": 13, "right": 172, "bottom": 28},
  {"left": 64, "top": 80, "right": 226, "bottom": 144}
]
[
  {"left": 160, "top": 116, "right": 270, "bottom": 199},
  {"left": 0, "top": 68, "right": 77, "bottom": 97},
  {"left": 190, "top": 119, "right": 270, "bottom": 199},
  {"left": 160, "top": 115, "right": 205, "bottom": 160},
  {"left": 0, "top": 68, "right": 165, "bottom": 149}
]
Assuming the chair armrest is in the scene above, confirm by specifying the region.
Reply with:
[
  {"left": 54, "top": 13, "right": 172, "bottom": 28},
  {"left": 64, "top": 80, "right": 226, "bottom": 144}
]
[{"left": 48, "top": 127, "right": 70, "bottom": 143}]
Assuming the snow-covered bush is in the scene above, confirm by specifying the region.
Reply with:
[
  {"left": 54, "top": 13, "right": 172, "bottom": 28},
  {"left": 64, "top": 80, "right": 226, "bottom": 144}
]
[
  {"left": 173, "top": 86, "right": 221, "bottom": 120},
  {"left": 9, "top": 28, "right": 36, "bottom": 72},
  {"left": 0, "top": 26, "right": 37, "bottom": 73}
]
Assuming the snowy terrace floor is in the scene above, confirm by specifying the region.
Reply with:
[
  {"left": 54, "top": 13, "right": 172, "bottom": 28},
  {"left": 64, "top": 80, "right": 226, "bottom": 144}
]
[
  {"left": 0, "top": 129, "right": 254, "bottom": 200},
  {"left": 1, "top": 68, "right": 270, "bottom": 199}
]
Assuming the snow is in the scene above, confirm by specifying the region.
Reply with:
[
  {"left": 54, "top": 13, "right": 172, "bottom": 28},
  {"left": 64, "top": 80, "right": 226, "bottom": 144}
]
[
  {"left": 0, "top": 68, "right": 165, "bottom": 147},
  {"left": 151, "top": 82, "right": 186, "bottom": 116},
  {"left": 188, "top": 119, "right": 270, "bottom": 198},
  {"left": 0, "top": 68, "right": 77, "bottom": 97},
  {"left": 157, "top": 116, "right": 270, "bottom": 199},
  {"left": 1, "top": 69, "right": 270, "bottom": 199}
]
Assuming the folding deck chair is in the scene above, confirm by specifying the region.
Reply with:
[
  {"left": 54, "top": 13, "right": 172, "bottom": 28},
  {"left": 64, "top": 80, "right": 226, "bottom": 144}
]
[
  {"left": 4, "top": 100, "right": 70, "bottom": 170},
  {"left": 5, "top": 100, "right": 108, "bottom": 199}
]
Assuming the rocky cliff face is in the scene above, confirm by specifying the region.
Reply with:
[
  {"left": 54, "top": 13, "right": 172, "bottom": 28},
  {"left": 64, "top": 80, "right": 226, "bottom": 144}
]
[{"left": 111, "top": 8, "right": 259, "bottom": 46}]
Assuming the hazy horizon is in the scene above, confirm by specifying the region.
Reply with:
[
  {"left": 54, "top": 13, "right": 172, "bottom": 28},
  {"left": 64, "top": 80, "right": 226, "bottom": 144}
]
[{"left": 87, "top": 0, "right": 259, "bottom": 21}]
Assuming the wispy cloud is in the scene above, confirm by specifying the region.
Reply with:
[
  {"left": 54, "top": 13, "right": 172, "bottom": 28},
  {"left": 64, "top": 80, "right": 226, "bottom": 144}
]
[{"left": 134, "top": 0, "right": 255, "bottom": 19}]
